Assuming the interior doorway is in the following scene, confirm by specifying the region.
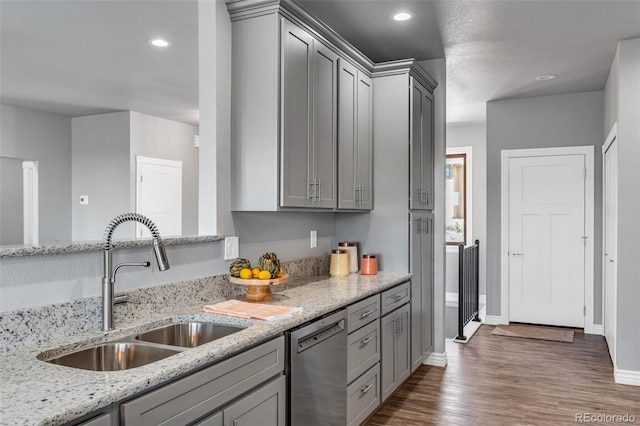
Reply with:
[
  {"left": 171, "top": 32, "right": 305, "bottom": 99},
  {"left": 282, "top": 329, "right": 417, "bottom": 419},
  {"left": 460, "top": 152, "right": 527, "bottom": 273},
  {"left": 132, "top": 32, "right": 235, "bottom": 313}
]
[
  {"left": 501, "top": 146, "right": 595, "bottom": 330},
  {"left": 602, "top": 124, "right": 618, "bottom": 365},
  {"left": 136, "top": 156, "right": 182, "bottom": 238}
]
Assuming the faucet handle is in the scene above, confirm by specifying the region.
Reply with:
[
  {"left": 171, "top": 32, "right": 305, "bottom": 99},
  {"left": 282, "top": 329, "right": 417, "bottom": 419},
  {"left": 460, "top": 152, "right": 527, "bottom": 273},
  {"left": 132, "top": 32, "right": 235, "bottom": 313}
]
[{"left": 114, "top": 294, "right": 140, "bottom": 305}]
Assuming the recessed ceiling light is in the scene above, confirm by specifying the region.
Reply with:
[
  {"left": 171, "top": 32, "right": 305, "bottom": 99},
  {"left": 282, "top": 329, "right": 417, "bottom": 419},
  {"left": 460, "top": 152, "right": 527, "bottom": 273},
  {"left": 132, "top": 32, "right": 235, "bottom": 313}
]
[
  {"left": 392, "top": 11, "right": 413, "bottom": 22},
  {"left": 535, "top": 74, "right": 557, "bottom": 81},
  {"left": 148, "top": 38, "right": 171, "bottom": 48}
]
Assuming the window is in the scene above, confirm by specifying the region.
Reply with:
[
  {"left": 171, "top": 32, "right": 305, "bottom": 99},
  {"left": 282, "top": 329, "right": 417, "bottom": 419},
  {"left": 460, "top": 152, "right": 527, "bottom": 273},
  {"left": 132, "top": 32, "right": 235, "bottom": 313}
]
[{"left": 446, "top": 151, "right": 469, "bottom": 245}]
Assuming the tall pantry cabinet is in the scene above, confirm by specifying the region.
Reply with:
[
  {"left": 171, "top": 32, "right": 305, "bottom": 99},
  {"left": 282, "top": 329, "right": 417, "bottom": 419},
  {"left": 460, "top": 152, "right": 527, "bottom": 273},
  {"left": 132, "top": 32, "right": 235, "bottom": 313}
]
[{"left": 367, "top": 60, "right": 437, "bottom": 374}]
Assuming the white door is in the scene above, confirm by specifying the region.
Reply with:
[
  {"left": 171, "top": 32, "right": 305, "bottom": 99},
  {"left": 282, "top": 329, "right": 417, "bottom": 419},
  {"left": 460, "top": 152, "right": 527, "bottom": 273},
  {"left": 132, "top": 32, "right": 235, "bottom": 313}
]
[
  {"left": 136, "top": 156, "right": 182, "bottom": 238},
  {"left": 508, "top": 154, "right": 586, "bottom": 327},
  {"left": 603, "top": 133, "right": 618, "bottom": 364}
]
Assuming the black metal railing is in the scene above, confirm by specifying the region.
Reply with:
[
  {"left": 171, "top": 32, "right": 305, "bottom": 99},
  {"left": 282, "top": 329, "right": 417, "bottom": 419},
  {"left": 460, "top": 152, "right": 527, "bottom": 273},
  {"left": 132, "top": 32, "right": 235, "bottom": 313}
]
[{"left": 455, "top": 239, "right": 480, "bottom": 341}]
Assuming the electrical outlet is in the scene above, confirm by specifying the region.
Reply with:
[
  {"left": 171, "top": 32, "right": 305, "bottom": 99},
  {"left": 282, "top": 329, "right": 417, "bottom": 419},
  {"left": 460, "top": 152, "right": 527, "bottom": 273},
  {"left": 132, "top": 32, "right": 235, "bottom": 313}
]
[
  {"left": 224, "top": 236, "right": 239, "bottom": 260},
  {"left": 79, "top": 195, "right": 89, "bottom": 205},
  {"left": 310, "top": 230, "right": 317, "bottom": 248}
]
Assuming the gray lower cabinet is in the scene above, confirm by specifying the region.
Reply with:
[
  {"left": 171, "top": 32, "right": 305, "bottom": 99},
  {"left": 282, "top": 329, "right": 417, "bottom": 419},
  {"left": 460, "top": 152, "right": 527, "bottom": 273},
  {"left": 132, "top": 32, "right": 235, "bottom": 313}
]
[
  {"left": 338, "top": 58, "right": 373, "bottom": 210},
  {"left": 120, "top": 337, "right": 284, "bottom": 426},
  {"left": 346, "top": 293, "right": 381, "bottom": 425},
  {"left": 196, "top": 376, "right": 286, "bottom": 426},
  {"left": 410, "top": 212, "right": 434, "bottom": 371},
  {"left": 380, "top": 303, "right": 411, "bottom": 402}
]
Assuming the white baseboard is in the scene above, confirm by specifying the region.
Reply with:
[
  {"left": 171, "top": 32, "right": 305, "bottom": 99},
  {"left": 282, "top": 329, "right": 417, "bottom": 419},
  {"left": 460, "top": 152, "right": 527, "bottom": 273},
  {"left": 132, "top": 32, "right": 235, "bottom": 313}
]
[
  {"left": 446, "top": 292, "right": 486, "bottom": 309},
  {"left": 483, "top": 315, "right": 508, "bottom": 325},
  {"left": 588, "top": 324, "right": 604, "bottom": 336},
  {"left": 453, "top": 320, "right": 482, "bottom": 344},
  {"left": 615, "top": 368, "right": 640, "bottom": 386},
  {"left": 423, "top": 351, "right": 448, "bottom": 367}
]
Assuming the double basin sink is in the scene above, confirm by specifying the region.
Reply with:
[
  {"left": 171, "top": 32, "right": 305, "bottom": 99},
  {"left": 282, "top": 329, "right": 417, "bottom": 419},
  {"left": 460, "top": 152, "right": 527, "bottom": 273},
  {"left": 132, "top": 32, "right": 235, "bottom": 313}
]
[{"left": 41, "top": 322, "right": 246, "bottom": 372}]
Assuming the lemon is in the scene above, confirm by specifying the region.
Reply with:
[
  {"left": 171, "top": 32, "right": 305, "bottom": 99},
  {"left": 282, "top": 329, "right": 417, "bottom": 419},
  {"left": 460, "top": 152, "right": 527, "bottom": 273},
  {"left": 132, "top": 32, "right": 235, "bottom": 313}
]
[
  {"left": 251, "top": 267, "right": 260, "bottom": 279},
  {"left": 258, "top": 270, "right": 272, "bottom": 280},
  {"left": 277, "top": 268, "right": 284, "bottom": 278},
  {"left": 239, "top": 268, "right": 252, "bottom": 279}
]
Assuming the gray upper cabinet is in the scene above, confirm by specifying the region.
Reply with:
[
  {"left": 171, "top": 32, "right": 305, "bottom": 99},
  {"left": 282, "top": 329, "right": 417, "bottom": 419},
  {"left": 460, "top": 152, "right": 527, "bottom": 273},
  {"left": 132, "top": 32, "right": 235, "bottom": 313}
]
[
  {"left": 281, "top": 19, "right": 338, "bottom": 209},
  {"left": 338, "top": 59, "right": 373, "bottom": 210},
  {"left": 409, "top": 78, "right": 435, "bottom": 211}
]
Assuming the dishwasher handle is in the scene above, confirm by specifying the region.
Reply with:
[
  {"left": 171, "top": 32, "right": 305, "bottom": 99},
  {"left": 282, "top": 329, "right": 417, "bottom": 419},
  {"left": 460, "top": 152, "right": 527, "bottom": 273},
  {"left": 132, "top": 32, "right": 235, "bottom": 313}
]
[{"left": 296, "top": 319, "right": 345, "bottom": 354}]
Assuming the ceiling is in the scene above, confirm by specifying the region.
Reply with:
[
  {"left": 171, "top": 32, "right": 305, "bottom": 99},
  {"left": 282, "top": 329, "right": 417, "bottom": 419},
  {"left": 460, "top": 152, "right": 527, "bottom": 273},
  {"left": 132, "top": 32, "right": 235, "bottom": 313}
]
[
  {"left": 0, "top": 0, "right": 199, "bottom": 125},
  {"left": 298, "top": 0, "right": 640, "bottom": 124},
  {"left": 1, "top": 1, "right": 639, "bottom": 126}
]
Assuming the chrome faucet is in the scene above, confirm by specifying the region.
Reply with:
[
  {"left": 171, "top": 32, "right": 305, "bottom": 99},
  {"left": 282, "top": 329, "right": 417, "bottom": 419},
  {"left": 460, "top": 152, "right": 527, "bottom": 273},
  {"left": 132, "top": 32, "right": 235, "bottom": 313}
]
[{"left": 102, "top": 213, "right": 170, "bottom": 331}]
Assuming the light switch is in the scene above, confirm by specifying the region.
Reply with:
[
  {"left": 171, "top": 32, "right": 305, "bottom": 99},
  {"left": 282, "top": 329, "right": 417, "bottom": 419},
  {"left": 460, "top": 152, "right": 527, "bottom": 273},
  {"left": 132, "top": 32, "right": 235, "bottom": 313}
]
[
  {"left": 310, "top": 230, "right": 317, "bottom": 248},
  {"left": 224, "top": 236, "right": 239, "bottom": 260}
]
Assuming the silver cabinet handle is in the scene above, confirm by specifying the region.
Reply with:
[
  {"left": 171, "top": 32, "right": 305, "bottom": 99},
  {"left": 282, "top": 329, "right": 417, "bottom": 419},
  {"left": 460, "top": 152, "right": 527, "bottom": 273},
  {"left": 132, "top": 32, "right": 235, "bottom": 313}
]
[
  {"left": 609, "top": 259, "right": 614, "bottom": 263},
  {"left": 360, "top": 310, "right": 374, "bottom": 318},
  {"left": 512, "top": 253, "right": 524, "bottom": 257},
  {"left": 309, "top": 179, "right": 316, "bottom": 200},
  {"left": 361, "top": 336, "right": 374, "bottom": 345},
  {"left": 316, "top": 178, "right": 321, "bottom": 200},
  {"left": 425, "top": 189, "right": 429, "bottom": 205},
  {"left": 420, "top": 189, "right": 427, "bottom": 204},
  {"left": 395, "top": 317, "right": 401, "bottom": 334},
  {"left": 393, "top": 294, "right": 404, "bottom": 301},
  {"left": 360, "top": 384, "right": 373, "bottom": 394}
]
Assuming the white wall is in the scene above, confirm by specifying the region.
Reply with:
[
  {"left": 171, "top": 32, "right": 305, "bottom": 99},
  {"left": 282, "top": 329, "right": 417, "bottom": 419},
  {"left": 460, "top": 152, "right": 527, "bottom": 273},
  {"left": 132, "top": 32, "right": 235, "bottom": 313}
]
[
  {"left": 0, "top": 157, "right": 24, "bottom": 245},
  {"left": 445, "top": 123, "right": 487, "bottom": 295},
  {"left": 129, "top": 111, "right": 200, "bottom": 236},
  {"left": 0, "top": 104, "right": 72, "bottom": 244},
  {"left": 0, "top": 0, "right": 340, "bottom": 313},
  {"left": 72, "top": 112, "right": 131, "bottom": 241},
  {"left": 604, "top": 38, "right": 640, "bottom": 374},
  {"left": 486, "top": 91, "right": 605, "bottom": 324}
]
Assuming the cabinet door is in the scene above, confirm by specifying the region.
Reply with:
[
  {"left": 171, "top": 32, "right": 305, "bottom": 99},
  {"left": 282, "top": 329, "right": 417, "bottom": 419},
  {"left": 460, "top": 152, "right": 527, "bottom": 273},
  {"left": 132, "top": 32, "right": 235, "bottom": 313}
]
[
  {"left": 281, "top": 19, "right": 313, "bottom": 208},
  {"left": 422, "top": 212, "right": 434, "bottom": 354},
  {"left": 355, "top": 70, "right": 373, "bottom": 210},
  {"left": 312, "top": 41, "right": 338, "bottom": 209},
  {"left": 223, "top": 376, "right": 286, "bottom": 426},
  {"left": 338, "top": 59, "right": 358, "bottom": 209},
  {"left": 380, "top": 312, "right": 396, "bottom": 402},
  {"left": 395, "top": 303, "right": 411, "bottom": 385},
  {"left": 409, "top": 78, "right": 426, "bottom": 210},
  {"left": 409, "top": 214, "right": 425, "bottom": 372},
  {"left": 422, "top": 91, "right": 434, "bottom": 210},
  {"left": 338, "top": 61, "right": 372, "bottom": 210}
]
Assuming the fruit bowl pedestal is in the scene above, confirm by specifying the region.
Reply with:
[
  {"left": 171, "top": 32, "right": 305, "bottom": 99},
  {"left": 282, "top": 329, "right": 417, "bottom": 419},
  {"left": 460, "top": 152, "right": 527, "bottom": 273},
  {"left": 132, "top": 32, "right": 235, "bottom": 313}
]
[{"left": 228, "top": 273, "right": 289, "bottom": 302}]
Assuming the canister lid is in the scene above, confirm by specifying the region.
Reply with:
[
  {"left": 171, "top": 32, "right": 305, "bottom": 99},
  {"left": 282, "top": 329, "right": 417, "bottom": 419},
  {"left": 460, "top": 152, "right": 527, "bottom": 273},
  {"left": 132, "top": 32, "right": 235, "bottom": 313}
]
[
  {"left": 362, "top": 254, "right": 376, "bottom": 258},
  {"left": 338, "top": 242, "right": 357, "bottom": 247},
  {"left": 332, "top": 249, "right": 348, "bottom": 254}
]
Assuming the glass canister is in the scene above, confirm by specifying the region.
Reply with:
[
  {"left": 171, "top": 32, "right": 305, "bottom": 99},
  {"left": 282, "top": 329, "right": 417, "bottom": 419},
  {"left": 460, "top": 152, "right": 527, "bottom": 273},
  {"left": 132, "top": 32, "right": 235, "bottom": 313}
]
[
  {"left": 338, "top": 242, "right": 358, "bottom": 273},
  {"left": 330, "top": 249, "right": 350, "bottom": 277},
  {"left": 361, "top": 254, "right": 377, "bottom": 275}
]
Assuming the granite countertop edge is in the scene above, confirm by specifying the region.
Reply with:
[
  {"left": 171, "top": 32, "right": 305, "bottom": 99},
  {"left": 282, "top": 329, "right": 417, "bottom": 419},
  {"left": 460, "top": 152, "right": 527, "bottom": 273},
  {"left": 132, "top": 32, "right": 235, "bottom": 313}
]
[{"left": 0, "top": 271, "right": 411, "bottom": 426}]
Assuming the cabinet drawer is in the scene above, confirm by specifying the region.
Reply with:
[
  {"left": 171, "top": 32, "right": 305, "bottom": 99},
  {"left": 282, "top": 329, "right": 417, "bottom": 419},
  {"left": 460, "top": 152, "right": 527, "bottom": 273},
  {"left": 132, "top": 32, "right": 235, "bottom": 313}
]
[
  {"left": 347, "top": 320, "right": 380, "bottom": 384},
  {"left": 347, "top": 363, "right": 380, "bottom": 426},
  {"left": 347, "top": 294, "right": 380, "bottom": 333},
  {"left": 380, "top": 282, "right": 410, "bottom": 316},
  {"left": 121, "top": 336, "right": 284, "bottom": 426}
]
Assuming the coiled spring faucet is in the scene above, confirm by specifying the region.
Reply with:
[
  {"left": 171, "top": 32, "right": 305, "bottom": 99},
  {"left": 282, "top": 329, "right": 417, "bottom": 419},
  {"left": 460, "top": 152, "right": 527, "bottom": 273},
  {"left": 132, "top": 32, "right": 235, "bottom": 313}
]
[{"left": 102, "top": 213, "right": 170, "bottom": 331}]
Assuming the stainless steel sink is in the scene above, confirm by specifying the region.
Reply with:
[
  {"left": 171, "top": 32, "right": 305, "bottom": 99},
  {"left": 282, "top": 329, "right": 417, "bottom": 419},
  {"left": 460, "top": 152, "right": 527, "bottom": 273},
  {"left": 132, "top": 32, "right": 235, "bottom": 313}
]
[
  {"left": 44, "top": 342, "right": 181, "bottom": 371},
  {"left": 135, "top": 322, "right": 245, "bottom": 348}
]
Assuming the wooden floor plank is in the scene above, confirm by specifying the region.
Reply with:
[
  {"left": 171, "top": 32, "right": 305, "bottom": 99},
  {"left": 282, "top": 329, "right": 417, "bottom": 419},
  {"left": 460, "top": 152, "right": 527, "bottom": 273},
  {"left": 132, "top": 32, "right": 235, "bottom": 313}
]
[{"left": 365, "top": 325, "right": 640, "bottom": 425}]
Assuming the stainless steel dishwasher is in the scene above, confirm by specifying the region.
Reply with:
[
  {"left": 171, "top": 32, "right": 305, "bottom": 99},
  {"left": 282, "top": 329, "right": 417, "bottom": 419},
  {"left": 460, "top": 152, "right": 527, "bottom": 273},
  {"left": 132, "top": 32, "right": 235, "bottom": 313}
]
[{"left": 286, "top": 308, "right": 347, "bottom": 425}]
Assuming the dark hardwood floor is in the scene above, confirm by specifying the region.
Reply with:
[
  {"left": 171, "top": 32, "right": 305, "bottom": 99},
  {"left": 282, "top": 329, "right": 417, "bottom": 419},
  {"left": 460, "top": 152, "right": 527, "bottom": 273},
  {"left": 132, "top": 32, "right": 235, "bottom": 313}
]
[{"left": 366, "top": 325, "right": 640, "bottom": 425}]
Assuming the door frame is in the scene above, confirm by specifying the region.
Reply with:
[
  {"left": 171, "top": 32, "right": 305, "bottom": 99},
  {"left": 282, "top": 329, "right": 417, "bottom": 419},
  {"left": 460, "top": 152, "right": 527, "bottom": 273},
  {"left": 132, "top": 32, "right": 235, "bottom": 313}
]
[
  {"left": 500, "top": 146, "right": 596, "bottom": 333},
  {"left": 602, "top": 122, "right": 618, "bottom": 363}
]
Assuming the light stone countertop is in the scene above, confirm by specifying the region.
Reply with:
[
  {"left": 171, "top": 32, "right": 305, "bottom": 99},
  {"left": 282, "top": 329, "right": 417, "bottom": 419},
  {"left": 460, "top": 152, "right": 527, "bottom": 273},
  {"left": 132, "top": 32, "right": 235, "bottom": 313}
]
[{"left": 0, "top": 271, "right": 411, "bottom": 426}]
